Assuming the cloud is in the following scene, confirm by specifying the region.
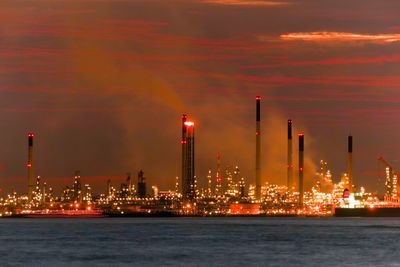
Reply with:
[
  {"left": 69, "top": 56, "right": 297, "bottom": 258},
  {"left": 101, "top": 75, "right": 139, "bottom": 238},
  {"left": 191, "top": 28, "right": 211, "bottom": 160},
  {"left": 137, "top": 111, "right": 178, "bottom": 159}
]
[
  {"left": 279, "top": 31, "right": 400, "bottom": 43},
  {"left": 200, "top": 0, "right": 288, "bottom": 6}
]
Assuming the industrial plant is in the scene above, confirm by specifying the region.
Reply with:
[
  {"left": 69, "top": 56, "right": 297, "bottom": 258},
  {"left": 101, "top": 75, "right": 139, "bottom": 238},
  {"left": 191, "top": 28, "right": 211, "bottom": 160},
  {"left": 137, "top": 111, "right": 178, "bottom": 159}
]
[{"left": 0, "top": 96, "right": 398, "bottom": 218}]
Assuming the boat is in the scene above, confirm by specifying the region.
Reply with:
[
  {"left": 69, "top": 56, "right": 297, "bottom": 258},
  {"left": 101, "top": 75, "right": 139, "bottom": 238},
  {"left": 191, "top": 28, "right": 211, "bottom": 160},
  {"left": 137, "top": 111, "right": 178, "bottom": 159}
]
[
  {"left": 335, "top": 207, "right": 400, "bottom": 217},
  {"left": 17, "top": 209, "right": 105, "bottom": 218}
]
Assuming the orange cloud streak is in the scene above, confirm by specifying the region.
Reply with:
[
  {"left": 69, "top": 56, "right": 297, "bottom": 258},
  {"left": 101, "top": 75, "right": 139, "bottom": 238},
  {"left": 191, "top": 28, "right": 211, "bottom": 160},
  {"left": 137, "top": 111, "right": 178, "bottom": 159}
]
[
  {"left": 201, "top": 0, "right": 288, "bottom": 6},
  {"left": 280, "top": 31, "right": 400, "bottom": 43}
]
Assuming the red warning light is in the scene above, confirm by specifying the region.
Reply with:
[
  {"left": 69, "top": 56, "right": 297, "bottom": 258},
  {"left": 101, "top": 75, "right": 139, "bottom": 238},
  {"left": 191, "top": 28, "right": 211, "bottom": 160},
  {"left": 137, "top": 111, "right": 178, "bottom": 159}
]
[
  {"left": 28, "top": 133, "right": 34, "bottom": 137},
  {"left": 184, "top": 121, "right": 194, "bottom": 127},
  {"left": 256, "top": 96, "right": 261, "bottom": 100},
  {"left": 27, "top": 163, "right": 32, "bottom": 168},
  {"left": 298, "top": 133, "right": 304, "bottom": 136}
]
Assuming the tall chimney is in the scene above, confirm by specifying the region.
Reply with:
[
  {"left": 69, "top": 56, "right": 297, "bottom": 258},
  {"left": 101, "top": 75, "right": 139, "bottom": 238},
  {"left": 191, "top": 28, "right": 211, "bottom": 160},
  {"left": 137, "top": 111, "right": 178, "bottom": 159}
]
[
  {"left": 298, "top": 134, "right": 304, "bottom": 207},
  {"left": 181, "top": 115, "right": 195, "bottom": 200},
  {"left": 348, "top": 135, "right": 353, "bottom": 192},
  {"left": 181, "top": 114, "right": 187, "bottom": 196},
  {"left": 27, "top": 133, "right": 34, "bottom": 201},
  {"left": 287, "top": 119, "right": 293, "bottom": 192},
  {"left": 255, "top": 96, "right": 261, "bottom": 200}
]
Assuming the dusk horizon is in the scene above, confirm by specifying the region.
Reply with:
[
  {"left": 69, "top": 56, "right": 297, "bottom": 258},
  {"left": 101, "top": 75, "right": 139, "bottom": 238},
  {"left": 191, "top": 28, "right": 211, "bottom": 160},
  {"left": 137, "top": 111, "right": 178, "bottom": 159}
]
[{"left": 1, "top": 0, "right": 400, "bottom": 196}]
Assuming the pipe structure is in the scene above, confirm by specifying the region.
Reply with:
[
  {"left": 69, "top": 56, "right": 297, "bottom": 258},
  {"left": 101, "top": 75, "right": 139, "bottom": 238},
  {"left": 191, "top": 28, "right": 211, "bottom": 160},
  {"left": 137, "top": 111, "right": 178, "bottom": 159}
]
[
  {"left": 27, "top": 133, "right": 34, "bottom": 202},
  {"left": 255, "top": 96, "right": 261, "bottom": 201},
  {"left": 348, "top": 135, "right": 353, "bottom": 192},
  {"left": 298, "top": 134, "right": 304, "bottom": 207},
  {"left": 287, "top": 119, "right": 293, "bottom": 192},
  {"left": 181, "top": 115, "right": 195, "bottom": 200}
]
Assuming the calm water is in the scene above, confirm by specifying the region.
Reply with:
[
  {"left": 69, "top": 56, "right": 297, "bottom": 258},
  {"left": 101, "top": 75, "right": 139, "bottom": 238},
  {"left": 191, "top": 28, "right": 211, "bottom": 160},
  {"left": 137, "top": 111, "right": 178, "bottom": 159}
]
[{"left": 0, "top": 217, "right": 400, "bottom": 266}]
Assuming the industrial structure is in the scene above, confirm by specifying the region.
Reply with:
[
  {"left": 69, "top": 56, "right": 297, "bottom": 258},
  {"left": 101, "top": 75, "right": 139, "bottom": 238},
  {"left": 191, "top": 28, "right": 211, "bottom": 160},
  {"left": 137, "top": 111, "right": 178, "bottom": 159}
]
[
  {"left": 215, "top": 153, "right": 222, "bottom": 196},
  {"left": 137, "top": 170, "right": 147, "bottom": 198},
  {"left": 27, "top": 133, "right": 34, "bottom": 202},
  {"left": 287, "top": 119, "right": 293, "bottom": 192},
  {"left": 2, "top": 95, "right": 400, "bottom": 218},
  {"left": 378, "top": 156, "right": 398, "bottom": 202},
  {"left": 255, "top": 96, "right": 261, "bottom": 200},
  {"left": 298, "top": 133, "right": 304, "bottom": 207},
  {"left": 347, "top": 135, "right": 353, "bottom": 192},
  {"left": 181, "top": 115, "right": 195, "bottom": 200}
]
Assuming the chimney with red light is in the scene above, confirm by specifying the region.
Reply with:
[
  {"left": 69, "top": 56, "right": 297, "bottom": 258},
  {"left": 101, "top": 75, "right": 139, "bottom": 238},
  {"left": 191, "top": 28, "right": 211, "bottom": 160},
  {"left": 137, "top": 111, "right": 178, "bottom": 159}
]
[
  {"left": 28, "top": 133, "right": 34, "bottom": 201},
  {"left": 181, "top": 115, "right": 195, "bottom": 200}
]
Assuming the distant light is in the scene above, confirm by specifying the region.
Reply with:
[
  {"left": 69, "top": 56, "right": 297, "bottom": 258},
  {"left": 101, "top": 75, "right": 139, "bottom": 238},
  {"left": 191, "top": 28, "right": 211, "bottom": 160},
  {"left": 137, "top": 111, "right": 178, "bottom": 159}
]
[
  {"left": 298, "top": 133, "right": 304, "bottom": 136},
  {"left": 184, "top": 121, "right": 194, "bottom": 127},
  {"left": 256, "top": 96, "right": 261, "bottom": 100},
  {"left": 28, "top": 133, "right": 34, "bottom": 137},
  {"left": 27, "top": 163, "right": 32, "bottom": 168}
]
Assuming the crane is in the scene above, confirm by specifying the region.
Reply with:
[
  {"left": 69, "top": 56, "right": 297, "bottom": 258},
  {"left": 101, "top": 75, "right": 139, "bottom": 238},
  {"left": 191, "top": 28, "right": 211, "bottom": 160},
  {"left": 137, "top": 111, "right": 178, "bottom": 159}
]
[{"left": 378, "top": 156, "right": 398, "bottom": 202}]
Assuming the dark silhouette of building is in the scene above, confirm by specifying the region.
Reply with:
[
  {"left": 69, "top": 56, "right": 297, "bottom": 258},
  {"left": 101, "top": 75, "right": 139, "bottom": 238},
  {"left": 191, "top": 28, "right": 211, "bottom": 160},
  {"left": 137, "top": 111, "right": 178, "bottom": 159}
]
[{"left": 137, "top": 170, "right": 146, "bottom": 198}]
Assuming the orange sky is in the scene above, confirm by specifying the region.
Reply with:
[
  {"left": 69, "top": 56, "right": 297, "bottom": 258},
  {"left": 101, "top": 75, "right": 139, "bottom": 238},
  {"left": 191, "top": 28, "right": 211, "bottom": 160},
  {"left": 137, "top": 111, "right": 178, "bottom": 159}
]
[{"left": 0, "top": 0, "right": 399, "bottom": 194}]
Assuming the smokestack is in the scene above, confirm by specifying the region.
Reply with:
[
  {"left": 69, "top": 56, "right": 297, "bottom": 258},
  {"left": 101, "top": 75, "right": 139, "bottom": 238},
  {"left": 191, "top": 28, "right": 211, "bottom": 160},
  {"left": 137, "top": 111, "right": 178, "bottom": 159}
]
[
  {"left": 27, "top": 133, "right": 34, "bottom": 202},
  {"left": 181, "top": 115, "right": 195, "bottom": 200},
  {"left": 138, "top": 170, "right": 147, "bottom": 198},
  {"left": 255, "top": 96, "right": 261, "bottom": 200},
  {"left": 287, "top": 119, "right": 293, "bottom": 192},
  {"left": 298, "top": 134, "right": 304, "bottom": 207},
  {"left": 348, "top": 135, "right": 353, "bottom": 192}
]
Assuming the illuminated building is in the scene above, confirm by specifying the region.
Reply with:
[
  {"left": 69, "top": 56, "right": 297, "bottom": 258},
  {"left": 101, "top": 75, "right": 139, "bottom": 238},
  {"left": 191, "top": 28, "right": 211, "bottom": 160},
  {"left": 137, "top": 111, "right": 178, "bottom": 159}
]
[
  {"left": 207, "top": 170, "right": 212, "bottom": 197},
  {"left": 152, "top": 186, "right": 159, "bottom": 198},
  {"left": 225, "top": 166, "right": 235, "bottom": 196},
  {"left": 378, "top": 157, "right": 398, "bottom": 202},
  {"left": 215, "top": 153, "right": 222, "bottom": 196},
  {"left": 239, "top": 176, "right": 246, "bottom": 198},
  {"left": 73, "top": 171, "right": 82, "bottom": 203},
  {"left": 181, "top": 115, "right": 195, "bottom": 200}
]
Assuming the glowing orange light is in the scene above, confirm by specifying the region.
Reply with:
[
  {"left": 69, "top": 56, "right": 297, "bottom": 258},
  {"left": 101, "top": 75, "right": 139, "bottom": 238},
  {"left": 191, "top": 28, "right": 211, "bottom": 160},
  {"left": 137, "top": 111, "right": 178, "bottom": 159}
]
[
  {"left": 184, "top": 121, "right": 194, "bottom": 127},
  {"left": 280, "top": 31, "right": 400, "bottom": 43},
  {"left": 27, "top": 163, "right": 32, "bottom": 168}
]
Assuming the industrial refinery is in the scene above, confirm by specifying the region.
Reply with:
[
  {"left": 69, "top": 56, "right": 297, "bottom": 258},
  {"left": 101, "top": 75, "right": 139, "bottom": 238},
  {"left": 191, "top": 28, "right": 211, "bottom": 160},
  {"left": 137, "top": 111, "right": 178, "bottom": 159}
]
[{"left": 0, "top": 96, "right": 397, "bottom": 218}]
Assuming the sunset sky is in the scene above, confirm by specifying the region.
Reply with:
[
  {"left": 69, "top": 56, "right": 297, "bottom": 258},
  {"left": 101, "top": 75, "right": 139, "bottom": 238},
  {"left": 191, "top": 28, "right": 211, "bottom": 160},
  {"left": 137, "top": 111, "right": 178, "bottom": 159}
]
[{"left": 0, "top": 0, "right": 399, "bottom": 194}]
